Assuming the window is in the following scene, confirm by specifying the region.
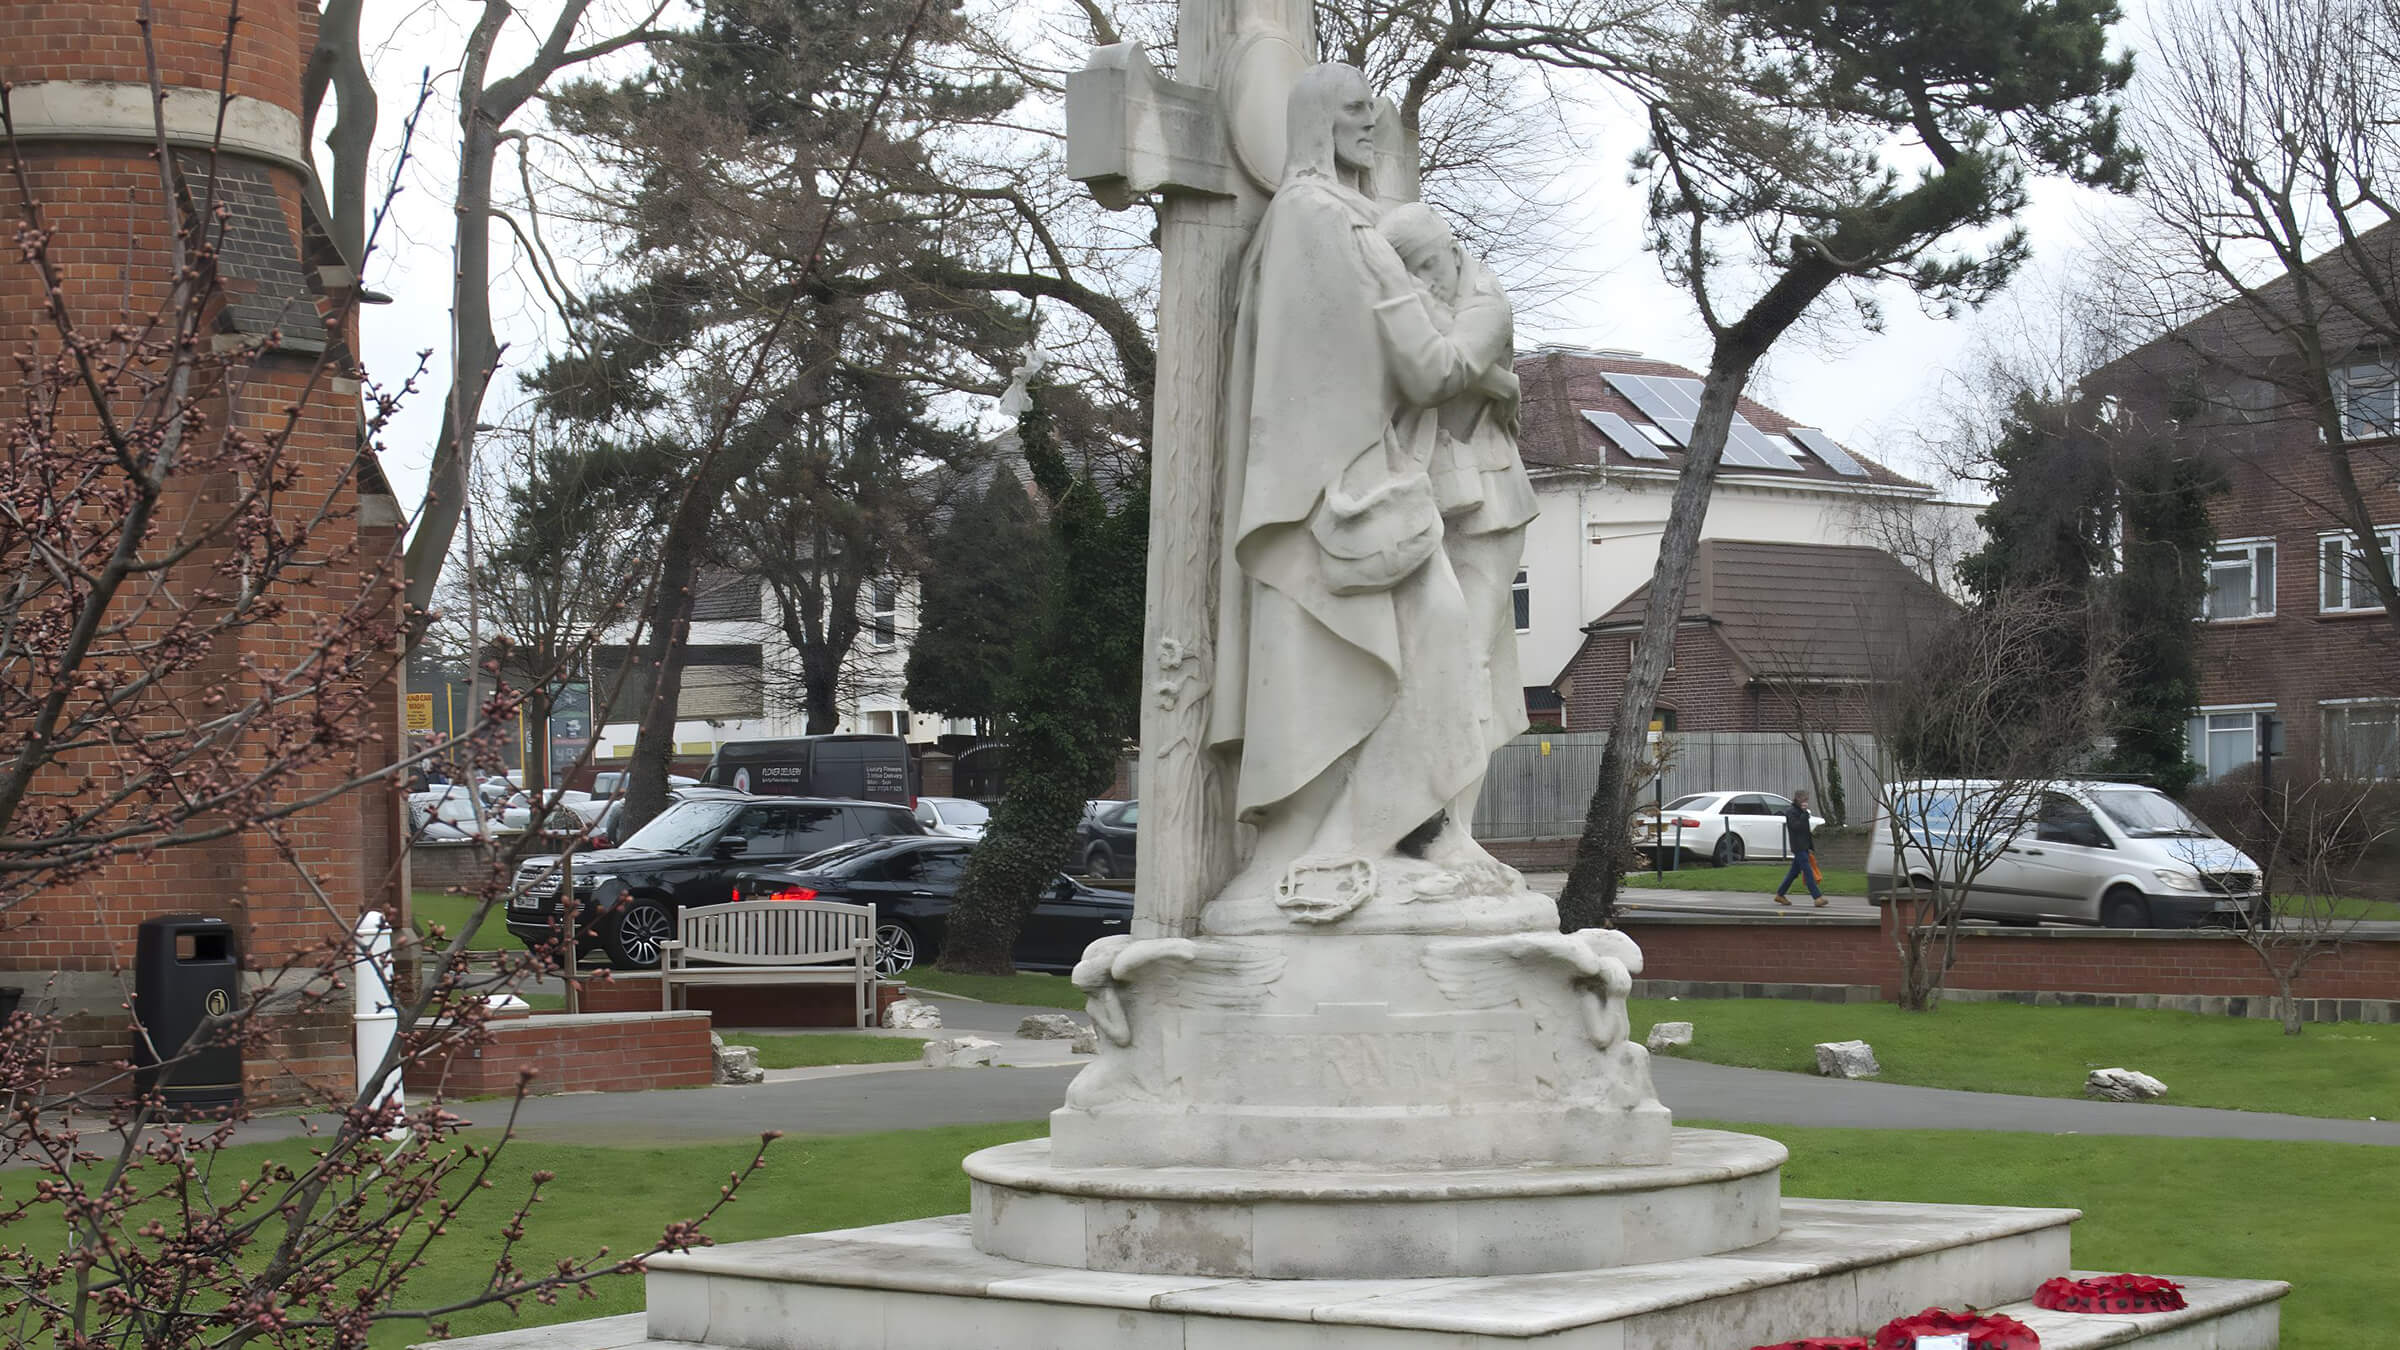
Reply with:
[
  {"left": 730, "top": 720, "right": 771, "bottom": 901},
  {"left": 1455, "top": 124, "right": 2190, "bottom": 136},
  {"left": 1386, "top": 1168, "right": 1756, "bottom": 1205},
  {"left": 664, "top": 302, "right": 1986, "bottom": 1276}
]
[
  {"left": 1512, "top": 569, "right": 1530, "bottom": 632},
  {"left": 2186, "top": 707, "right": 2270, "bottom": 782},
  {"left": 1629, "top": 637, "right": 1674, "bottom": 672},
  {"left": 2202, "top": 540, "right": 2276, "bottom": 620},
  {"left": 2319, "top": 529, "right": 2399, "bottom": 612},
  {"left": 871, "top": 578, "right": 899, "bottom": 648},
  {"left": 889, "top": 848, "right": 970, "bottom": 887},
  {"left": 2324, "top": 703, "right": 2400, "bottom": 779},
  {"left": 2033, "top": 792, "right": 2110, "bottom": 849},
  {"left": 2335, "top": 356, "right": 2398, "bottom": 439}
]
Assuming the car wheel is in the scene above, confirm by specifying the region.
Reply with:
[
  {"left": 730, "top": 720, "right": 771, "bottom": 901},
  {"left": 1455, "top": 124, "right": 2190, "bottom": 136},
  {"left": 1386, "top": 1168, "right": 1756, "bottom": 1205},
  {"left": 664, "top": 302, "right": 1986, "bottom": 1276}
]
[
  {"left": 604, "top": 896, "right": 674, "bottom": 969},
  {"left": 875, "top": 922, "right": 922, "bottom": 977},
  {"left": 1086, "top": 843, "right": 1115, "bottom": 879},
  {"left": 2100, "top": 887, "right": 2151, "bottom": 930},
  {"left": 1711, "top": 833, "right": 1743, "bottom": 867}
]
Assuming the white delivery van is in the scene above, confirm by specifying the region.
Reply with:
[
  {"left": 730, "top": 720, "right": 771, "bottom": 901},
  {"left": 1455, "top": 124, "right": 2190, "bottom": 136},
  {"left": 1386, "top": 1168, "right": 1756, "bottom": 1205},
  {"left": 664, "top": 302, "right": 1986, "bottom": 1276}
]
[{"left": 1866, "top": 779, "right": 2265, "bottom": 929}]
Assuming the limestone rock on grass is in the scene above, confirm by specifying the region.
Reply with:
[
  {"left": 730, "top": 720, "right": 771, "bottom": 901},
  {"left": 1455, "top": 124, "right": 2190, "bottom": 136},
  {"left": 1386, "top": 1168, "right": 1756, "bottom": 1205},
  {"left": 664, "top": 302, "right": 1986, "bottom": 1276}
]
[
  {"left": 2085, "top": 1066, "right": 2168, "bottom": 1101},
  {"left": 922, "top": 1036, "right": 1002, "bottom": 1068},
  {"left": 1645, "top": 1021, "right": 1693, "bottom": 1052},
  {"left": 1018, "top": 1013, "right": 1083, "bottom": 1040},
  {"left": 883, "top": 998, "right": 943, "bottom": 1030},
  {"left": 1813, "top": 1039, "right": 1880, "bottom": 1079}
]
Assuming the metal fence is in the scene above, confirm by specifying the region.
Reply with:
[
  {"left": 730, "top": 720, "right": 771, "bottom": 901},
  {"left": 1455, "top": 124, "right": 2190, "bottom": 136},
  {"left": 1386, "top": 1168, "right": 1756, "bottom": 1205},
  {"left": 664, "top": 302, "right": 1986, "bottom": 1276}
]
[{"left": 1471, "top": 731, "right": 1883, "bottom": 839}]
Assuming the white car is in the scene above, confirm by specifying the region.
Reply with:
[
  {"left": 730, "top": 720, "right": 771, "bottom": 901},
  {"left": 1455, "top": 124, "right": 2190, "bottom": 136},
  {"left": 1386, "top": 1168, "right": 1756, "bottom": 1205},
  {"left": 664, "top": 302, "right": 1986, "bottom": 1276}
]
[
  {"left": 408, "top": 786, "right": 507, "bottom": 841},
  {"left": 1634, "top": 791, "right": 1825, "bottom": 867},
  {"left": 914, "top": 795, "right": 990, "bottom": 839}
]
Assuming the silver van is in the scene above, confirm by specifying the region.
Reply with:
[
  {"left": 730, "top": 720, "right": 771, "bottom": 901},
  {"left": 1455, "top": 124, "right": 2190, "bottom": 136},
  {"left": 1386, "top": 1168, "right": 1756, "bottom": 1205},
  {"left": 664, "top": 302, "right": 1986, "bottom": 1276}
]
[{"left": 1866, "top": 779, "right": 2265, "bottom": 928}]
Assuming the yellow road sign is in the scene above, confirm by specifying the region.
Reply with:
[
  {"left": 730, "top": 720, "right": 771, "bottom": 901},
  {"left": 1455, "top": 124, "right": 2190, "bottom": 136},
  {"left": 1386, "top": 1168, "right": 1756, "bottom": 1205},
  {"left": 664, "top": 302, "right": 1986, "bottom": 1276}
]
[{"left": 406, "top": 692, "right": 434, "bottom": 730}]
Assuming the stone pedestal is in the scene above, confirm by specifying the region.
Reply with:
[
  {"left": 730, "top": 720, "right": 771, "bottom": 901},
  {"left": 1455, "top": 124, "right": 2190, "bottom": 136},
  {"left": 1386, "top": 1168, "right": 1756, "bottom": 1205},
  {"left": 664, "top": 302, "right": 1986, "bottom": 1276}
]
[
  {"left": 1051, "top": 925, "right": 1669, "bottom": 1172},
  {"left": 969, "top": 1128, "right": 1781, "bottom": 1278}
]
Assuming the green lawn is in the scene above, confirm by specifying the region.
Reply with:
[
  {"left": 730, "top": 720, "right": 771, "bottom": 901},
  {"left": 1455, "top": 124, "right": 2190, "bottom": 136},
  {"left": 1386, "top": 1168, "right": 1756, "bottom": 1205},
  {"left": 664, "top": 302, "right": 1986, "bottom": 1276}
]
[
  {"left": 1625, "top": 862, "right": 1871, "bottom": 896},
  {"left": 739, "top": 1033, "right": 926, "bottom": 1069},
  {"left": 901, "top": 968, "right": 1086, "bottom": 1009},
  {"left": 410, "top": 890, "right": 525, "bottom": 952},
  {"left": 1635, "top": 997, "right": 2400, "bottom": 1120},
  {"left": 46, "top": 1122, "right": 2356, "bottom": 1347}
]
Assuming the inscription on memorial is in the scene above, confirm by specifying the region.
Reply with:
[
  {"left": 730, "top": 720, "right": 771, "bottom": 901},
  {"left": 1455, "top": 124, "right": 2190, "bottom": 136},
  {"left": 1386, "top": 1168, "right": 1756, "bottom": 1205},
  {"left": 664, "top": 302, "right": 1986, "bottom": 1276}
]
[{"left": 1172, "top": 1003, "right": 1530, "bottom": 1105}]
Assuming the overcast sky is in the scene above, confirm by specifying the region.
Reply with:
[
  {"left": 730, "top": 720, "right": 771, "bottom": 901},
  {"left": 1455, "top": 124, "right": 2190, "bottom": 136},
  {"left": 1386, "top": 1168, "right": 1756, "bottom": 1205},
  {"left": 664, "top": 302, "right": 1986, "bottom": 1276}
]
[{"left": 350, "top": 2, "right": 2144, "bottom": 522}]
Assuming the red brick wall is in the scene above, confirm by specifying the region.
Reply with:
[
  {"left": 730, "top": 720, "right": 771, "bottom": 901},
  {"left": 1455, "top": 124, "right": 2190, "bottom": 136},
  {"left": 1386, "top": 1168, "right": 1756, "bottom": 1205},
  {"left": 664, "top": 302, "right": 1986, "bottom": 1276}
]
[
  {"left": 578, "top": 974, "right": 903, "bottom": 1027},
  {"left": 0, "top": 0, "right": 392, "bottom": 1105},
  {"left": 1625, "top": 913, "right": 2400, "bottom": 1002},
  {"left": 1560, "top": 625, "right": 1876, "bottom": 736},
  {"left": 421, "top": 1012, "right": 715, "bottom": 1098},
  {"left": 2186, "top": 431, "right": 2400, "bottom": 779}
]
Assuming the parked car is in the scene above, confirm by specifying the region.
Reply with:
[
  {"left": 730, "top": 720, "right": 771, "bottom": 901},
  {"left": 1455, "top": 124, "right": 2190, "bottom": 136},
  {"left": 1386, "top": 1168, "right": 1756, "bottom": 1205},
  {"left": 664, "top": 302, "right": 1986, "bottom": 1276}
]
[
  {"left": 731, "top": 836, "right": 1131, "bottom": 976},
  {"left": 700, "top": 734, "right": 914, "bottom": 804},
  {"left": 1634, "top": 791, "right": 1823, "bottom": 867},
  {"left": 504, "top": 792, "right": 927, "bottom": 967},
  {"left": 1865, "top": 779, "right": 2265, "bottom": 929},
  {"left": 585, "top": 771, "right": 697, "bottom": 801},
  {"left": 1075, "top": 799, "right": 1138, "bottom": 878},
  {"left": 407, "top": 785, "right": 508, "bottom": 841},
  {"left": 913, "top": 795, "right": 990, "bottom": 839}
]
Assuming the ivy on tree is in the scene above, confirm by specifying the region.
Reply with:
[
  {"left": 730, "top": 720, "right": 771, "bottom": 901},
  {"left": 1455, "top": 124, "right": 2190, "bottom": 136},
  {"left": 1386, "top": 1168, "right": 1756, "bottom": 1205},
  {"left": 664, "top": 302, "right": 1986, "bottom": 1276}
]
[{"left": 935, "top": 387, "right": 1146, "bottom": 974}]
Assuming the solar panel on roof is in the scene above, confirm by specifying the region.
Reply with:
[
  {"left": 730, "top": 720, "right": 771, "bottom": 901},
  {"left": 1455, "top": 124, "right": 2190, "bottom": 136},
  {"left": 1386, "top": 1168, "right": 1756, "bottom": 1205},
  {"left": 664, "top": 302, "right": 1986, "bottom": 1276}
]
[
  {"left": 1605, "top": 372, "right": 1802, "bottom": 471},
  {"left": 1601, "top": 373, "right": 1694, "bottom": 444},
  {"left": 1787, "top": 426, "right": 1873, "bottom": 478},
  {"left": 1580, "top": 409, "right": 1670, "bottom": 461}
]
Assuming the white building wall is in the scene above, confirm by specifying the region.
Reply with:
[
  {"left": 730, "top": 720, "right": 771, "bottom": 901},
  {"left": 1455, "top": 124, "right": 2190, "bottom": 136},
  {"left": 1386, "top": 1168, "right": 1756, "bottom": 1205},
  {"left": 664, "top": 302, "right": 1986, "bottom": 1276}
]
[
  {"left": 1516, "top": 469, "right": 1972, "bottom": 689},
  {"left": 593, "top": 574, "right": 973, "bottom": 761}
]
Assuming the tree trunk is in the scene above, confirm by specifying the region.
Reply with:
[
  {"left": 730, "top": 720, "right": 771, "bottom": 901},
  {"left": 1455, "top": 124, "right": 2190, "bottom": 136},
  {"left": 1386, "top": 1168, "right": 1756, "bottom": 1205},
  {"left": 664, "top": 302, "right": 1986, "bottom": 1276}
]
[
  {"left": 622, "top": 495, "right": 708, "bottom": 836},
  {"left": 1557, "top": 351, "right": 1763, "bottom": 930},
  {"left": 2276, "top": 970, "right": 2304, "bottom": 1035}
]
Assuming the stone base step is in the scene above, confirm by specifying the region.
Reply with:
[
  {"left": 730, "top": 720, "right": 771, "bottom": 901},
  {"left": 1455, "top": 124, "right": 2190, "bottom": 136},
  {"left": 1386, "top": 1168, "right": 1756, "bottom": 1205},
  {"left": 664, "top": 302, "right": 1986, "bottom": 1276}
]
[{"left": 416, "top": 1209, "right": 2285, "bottom": 1350}]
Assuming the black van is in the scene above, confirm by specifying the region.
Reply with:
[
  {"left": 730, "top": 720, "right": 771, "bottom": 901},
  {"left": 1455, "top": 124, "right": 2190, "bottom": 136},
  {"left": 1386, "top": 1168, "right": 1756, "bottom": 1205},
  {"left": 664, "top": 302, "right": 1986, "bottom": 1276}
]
[{"left": 701, "top": 734, "right": 915, "bottom": 805}]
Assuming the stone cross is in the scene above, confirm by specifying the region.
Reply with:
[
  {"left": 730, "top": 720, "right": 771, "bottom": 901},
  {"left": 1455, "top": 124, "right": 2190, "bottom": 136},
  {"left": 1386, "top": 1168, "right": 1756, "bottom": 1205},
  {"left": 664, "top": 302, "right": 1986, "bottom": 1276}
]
[{"left": 1065, "top": 0, "right": 1315, "bottom": 938}]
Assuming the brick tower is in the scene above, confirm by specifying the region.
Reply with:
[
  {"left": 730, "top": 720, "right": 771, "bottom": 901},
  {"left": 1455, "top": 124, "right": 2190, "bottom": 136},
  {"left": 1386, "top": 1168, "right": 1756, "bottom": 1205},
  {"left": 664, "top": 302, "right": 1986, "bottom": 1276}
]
[{"left": 0, "top": 0, "right": 404, "bottom": 1104}]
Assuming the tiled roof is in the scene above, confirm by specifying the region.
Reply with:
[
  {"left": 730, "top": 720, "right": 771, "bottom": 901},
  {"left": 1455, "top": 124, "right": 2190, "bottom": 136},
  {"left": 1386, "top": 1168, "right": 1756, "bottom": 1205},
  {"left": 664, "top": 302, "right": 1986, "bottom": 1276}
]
[
  {"left": 1515, "top": 349, "right": 1926, "bottom": 489},
  {"left": 176, "top": 156, "right": 328, "bottom": 353},
  {"left": 1584, "top": 539, "right": 1958, "bottom": 683}
]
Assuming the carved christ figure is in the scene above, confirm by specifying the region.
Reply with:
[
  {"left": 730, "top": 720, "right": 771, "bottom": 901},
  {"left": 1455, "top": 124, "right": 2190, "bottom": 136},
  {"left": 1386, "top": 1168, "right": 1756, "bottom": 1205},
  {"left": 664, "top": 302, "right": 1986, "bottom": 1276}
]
[{"left": 1206, "top": 63, "right": 1531, "bottom": 924}]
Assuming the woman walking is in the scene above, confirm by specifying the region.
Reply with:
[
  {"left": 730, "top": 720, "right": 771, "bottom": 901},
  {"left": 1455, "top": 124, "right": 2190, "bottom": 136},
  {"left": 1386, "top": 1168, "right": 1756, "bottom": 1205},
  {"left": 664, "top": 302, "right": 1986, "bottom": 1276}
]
[{"left": 1772, "top": 788, "right": 1826, "bottom": 908}]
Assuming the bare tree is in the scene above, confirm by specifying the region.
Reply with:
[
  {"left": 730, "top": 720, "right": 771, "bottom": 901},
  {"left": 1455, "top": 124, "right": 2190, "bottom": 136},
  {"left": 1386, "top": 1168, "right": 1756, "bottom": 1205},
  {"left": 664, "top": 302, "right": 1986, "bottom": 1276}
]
[
  {"left": 2187, "top": 778, "right": 2387, "bottom": 1034},
  {"left": 1863, "top": 586, "right": 2118, "bottom": 1010},
  {"left": 2110, "top": 0, "right": 2400, "bottom": 643},
  {"left": 301, "top": 1, "right": 682, "bottom": 631},
  {"left": 0, "top": 18, "right": 758, "bottom": 1344}
]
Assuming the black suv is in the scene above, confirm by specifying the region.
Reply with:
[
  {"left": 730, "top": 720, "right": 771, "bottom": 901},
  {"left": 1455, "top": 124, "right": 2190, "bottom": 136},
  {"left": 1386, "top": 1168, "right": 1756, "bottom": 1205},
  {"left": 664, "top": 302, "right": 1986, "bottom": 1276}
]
[{"left": 504, "top": 791, "right": 924, "bottom": 967}]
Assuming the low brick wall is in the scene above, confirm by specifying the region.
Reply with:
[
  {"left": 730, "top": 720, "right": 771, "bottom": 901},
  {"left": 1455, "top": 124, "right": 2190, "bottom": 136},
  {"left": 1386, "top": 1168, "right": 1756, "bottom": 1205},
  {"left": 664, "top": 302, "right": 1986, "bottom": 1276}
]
[
  {"left": 422, "top": 1010, "right": 713, "bottom": 1097},
  {"left": 1622, "top": 911, "right": 2400, "bottom": 1015},
  {"left": 576, "top": 974, "right": 902, "bottom": 1028}
]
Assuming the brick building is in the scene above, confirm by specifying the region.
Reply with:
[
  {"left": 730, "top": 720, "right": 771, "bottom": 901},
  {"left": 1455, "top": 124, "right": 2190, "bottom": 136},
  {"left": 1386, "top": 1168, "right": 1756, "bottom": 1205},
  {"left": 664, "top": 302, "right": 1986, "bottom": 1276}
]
[
  {"left": 2095, "top": 229, "right": 2400, "bottom": 785},
  {"left": 0, "top": 1, "right": 403, "bottom": 1102},
  {"left": 1553, "top": 540, "right": 1957, "bottom": 735}
]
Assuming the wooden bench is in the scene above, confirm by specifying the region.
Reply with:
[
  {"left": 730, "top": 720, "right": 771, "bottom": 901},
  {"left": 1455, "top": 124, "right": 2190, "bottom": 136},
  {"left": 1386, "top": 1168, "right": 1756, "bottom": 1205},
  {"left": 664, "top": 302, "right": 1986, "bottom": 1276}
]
[{"left": 658, "top": 899, "right": 879, "bottom": 1028}]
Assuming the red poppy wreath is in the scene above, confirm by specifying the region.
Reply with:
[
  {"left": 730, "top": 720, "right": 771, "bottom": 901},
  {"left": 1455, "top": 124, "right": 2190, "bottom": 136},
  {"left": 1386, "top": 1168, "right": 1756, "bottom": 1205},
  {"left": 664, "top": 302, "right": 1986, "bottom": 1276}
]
[
  {"left": 1871, "top": 1306, "right": 2041, "bottom": 1349},
  {"left": 2033, "top": 1274, "right": 2187, "bottom": 1315}
]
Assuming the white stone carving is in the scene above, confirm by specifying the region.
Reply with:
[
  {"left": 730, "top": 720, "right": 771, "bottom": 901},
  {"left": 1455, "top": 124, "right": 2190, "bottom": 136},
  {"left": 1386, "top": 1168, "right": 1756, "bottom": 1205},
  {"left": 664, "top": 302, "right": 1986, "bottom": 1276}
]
[
  {"left": 1201, "top": 61, "right": 1536, "bottom": 935},
  {"left": 1814, "top": 1040, "right": 1882, "bottom": 1079},
  {"left": 1420, "top": 928, "right": 1642, "bottom": 1048}
]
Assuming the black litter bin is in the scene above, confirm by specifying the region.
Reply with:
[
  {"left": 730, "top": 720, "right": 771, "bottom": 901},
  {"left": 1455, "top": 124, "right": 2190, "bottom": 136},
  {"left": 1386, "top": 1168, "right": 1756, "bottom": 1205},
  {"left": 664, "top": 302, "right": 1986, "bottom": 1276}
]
[{"left": 133, "top": 915, "right": 242, "bottom": 1112}]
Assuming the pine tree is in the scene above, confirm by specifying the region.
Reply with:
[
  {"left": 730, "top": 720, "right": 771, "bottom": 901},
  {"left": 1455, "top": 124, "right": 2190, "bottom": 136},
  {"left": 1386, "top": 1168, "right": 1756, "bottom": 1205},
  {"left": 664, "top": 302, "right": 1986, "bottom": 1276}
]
[{"left": 905, "top": 469, "right": 1058, "bottom": 727}]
